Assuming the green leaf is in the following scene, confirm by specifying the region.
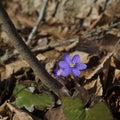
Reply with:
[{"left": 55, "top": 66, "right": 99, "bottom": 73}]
[
  {"left": 13, "top": 84, "right": 53, "bottom": 110},
  {"left": 63, "top": 97, "right": 113, "bottom": 120},
  {"left": 63, "top": 97, "right": 84, "bottom": 120},
  {"left": 13, "top": 85, "right": 113, "bottom": 119},
  {"left": 84, "top": 102, "right": 113, "bottom": 120}
]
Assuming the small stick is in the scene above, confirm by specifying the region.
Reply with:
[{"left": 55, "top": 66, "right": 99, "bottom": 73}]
[
  {"left": 83, "top": 21, "right": 120, "bottom": 38},
  {"left": 1, "top": 20, "right": 119, "bottom": 63},
  {"left": 32, "top": 38, "right": 78, "bottom": 52},
  {"left": 0, "top": 38, "right": 78, "bottom": 63},
  {"left": 26, "top": 0, "right": 48, "bottom": 45}
]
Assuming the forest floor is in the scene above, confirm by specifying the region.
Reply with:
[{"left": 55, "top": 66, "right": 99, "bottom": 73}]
[{"left": 0, "top": 0, "right": 120, "bottom": 120}]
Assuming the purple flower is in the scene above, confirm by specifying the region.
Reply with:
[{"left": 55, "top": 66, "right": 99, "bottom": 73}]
[{"left": 54, "top": 54, "right": 87, "bottom": 77}]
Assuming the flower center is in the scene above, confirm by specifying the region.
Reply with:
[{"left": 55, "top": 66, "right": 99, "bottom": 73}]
[
  {"left": 70, "top": 63, "right": 75, "bottom": 68},
  {"left": 57, "top": 69, "right": 62, "bottom": 75}
]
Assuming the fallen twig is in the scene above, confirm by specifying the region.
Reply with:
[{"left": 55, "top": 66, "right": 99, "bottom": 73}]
[
  {"left": 82, "top": 21, "right": 120, "bottom": 38},
  {"left": 0, "top": 38, "right": 78, "bottom": 63},
  {"left": 26, "top": 0, "right": 48, "bottom": 45},
  {"left": 1, "top": 19, "right": 119, "bottom": 63},
  {"left": 0, "top": 4, "right": 68, "bottom": 96},
  {"left": 32, "top": 38, "right": 79, "bottom": 52}
]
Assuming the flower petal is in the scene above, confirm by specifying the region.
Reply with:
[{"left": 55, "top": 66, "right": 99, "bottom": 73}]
[
  {"left": 64, "top": 54, "right": 72, "bottom": 64},
  {"left": 58, "top": 61, "right": 69, "bottom": 68},
  {"left": 72, "top": 55, "right": 80, "bottom": 63},
  {"left": 54, "top": 69, "right": 60, "bottom": 76},
  {"left": 76, "top": 63, "right": 87, "bottom": 70},
  {"left": 72, "top": 68, "right": 80, "bottom": 76},
  {"left": 61, "top": 68, "right": 71, "bottom": 76},
  {"left": 54, "top": 69, "right": 63, "bottom": 77}
]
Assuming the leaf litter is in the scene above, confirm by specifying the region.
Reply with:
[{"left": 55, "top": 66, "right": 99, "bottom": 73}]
[{"left": 0, "top": 0, "right": 120, "bottom": 119}]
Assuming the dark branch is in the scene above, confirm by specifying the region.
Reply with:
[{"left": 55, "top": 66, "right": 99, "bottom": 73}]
[{"left": 0, "top": 4, "right": 64, "bottom": 96}]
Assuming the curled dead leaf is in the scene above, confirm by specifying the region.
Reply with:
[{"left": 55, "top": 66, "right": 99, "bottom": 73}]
[{"left": 6, "top": 102, "right": 33, "bottom": 120}]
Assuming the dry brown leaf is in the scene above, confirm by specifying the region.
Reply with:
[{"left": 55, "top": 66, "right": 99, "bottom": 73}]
[
  {"left": 86, "top": 53, "right": 112, "bottom": 80},
  {"left": 40, "top": 24, "right": 70, "bottom": 40},
  {"left": 84, "top": 75, "right": 103, "bottom": 96},
  {"left": 55, "top": 45, "right": 66, "bottom": 52},
  {"left": 113, "top": 69, "right": 120, "bottom": 83},
  {"left": 36, "top": 53, "right": 46, "bottom": 61},
  {"left": 13, "top": 112, "right": 33, "bottom": 120},
  {"left": 84, "top": 79, "right": 97, "bottom": 91},
  {"left": 16, "top": 14, "right": 36, "bottom": 28},
  {"left": 0, "top": 101, "right": 8, "bottom": 120},
  {"left": 56, "top": 0, "right": 93, "bottom": 23},
  {"left": 1, "top": 60, "right": 29, "bottom": 80},
  {"left": 70, "top": 51, "right": 89, "bottom": 63},
  {"left": 43, "top": 50, "right": 60, "bottom": 60},
  {"left": 6, "top": 102, "right": 33, "bottom": 120},
  {"left": 37, "top": 38, "right": 48, "bottom": 48},
  {"left": 45, "top": 107, "right": 66, "bottom": 120},
  {"left": 1, "top": 32, "right": 12, "bottom": 44},
  {"left": 46, "top": 0, "right": 58, "bottom": 20},
  {"left": 95, "top": 76, "right": 103, "bottom": 96},
  {"left": 0, "top": 116, "right": 8, "bottom": 120},
  {"left": 105, "top": 1, "right": 120, "bottom": 18},
  {"left": 20, "top": 0, "right": 35, "bottom": 14},
  {"left": 115, "top": 69, "right": 120, "bottom": 79},
  {"left": 65, "top": 39, "right": 79, "bottom": 51},
  {"left": 101, "top": 58, "right": 110, "bottom": 91},
  {"left": 45, "top": 59, "right": 56, "bottom": 74}
]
